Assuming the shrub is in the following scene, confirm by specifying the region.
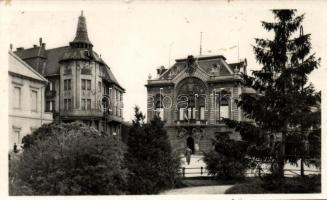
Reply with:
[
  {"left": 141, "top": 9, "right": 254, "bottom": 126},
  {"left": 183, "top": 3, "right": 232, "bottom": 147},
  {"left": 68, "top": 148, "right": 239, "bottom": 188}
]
[
  {"left": 226, "top": 175, "right": 321, "bottom": 194},
  {"left": 225, "top": 181, "right": 267, "bottom": 194},
  {"left": 10, "top": 122, "right": 128, "bottom": 195},
  {"left": 125, "top": 107, "right": 181, "bottom": 194},
  {"left": 203, "top": 133, "right": 249, "bottom": 180}
]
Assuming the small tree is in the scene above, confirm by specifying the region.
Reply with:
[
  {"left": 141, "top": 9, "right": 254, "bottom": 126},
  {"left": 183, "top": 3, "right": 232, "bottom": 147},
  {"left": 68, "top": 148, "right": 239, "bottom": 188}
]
[
  {"left": 125, "top": 106, "right": 181, "bottom": 194},
  {"left": 204, "top": 132, "right": 249, "bottom": 180},
  {"left": 10, "top": 122, "right": 128, "bottom": 195}
]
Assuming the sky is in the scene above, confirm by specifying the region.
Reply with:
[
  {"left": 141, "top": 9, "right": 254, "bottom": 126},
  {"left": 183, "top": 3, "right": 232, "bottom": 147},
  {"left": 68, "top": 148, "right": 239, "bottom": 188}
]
[{"left": 1, "top": 0, "right": 327, "bottom": 122}]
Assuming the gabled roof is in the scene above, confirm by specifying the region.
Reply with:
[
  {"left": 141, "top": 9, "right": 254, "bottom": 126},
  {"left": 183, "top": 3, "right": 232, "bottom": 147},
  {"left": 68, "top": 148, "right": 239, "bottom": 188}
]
[
  {"left": 14, "top": 46, "right": 47, "bottom": 60},
  {"left": 157, "top": 54, "right": 236, "bottom": 80},
  {"left": 9, "top": 51, "right": 48, "bottom": 83}
]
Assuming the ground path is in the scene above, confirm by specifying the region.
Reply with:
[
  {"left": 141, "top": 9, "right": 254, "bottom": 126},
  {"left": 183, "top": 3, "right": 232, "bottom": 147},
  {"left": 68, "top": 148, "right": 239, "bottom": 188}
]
[{"left": 161, "top": 185, "right": 233, "bottom": 194}]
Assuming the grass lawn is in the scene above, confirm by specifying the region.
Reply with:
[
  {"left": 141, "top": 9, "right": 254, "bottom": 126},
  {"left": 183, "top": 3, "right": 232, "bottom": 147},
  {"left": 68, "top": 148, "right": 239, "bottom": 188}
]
[{"left": 225, "top": 175, "right": 321, "bottom": 194}]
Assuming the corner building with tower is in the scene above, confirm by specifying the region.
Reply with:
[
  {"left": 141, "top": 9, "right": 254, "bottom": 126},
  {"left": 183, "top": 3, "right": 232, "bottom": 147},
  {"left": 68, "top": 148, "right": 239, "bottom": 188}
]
[
  {"left": 14, "top": 12, "right": 125, "bottom": 137},
  {"left": 146, "top": 55, "right": 253, "bottom": 154}
]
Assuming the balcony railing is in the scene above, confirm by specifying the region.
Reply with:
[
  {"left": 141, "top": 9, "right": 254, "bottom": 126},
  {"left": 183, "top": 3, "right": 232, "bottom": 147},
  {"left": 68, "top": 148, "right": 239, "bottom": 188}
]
[
  {"left": 81, "top": 68, "right": 92, "bottom": 75},
  {"left": 45, "top": 90, "right": 56, "bottom": 98},
  {"left": 175, "top": 119, "right": 207, "bottom": 125},
  {"left": 64, "top": 68, "right": 72, "bottom": 75}
]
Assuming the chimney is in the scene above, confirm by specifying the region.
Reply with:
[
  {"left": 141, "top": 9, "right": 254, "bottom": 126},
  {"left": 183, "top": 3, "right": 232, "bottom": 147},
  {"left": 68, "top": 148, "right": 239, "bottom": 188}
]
[
  {"left": 33, "top": 45, "right": 38, "bottom": 48},
  {"left": 39, "top": 37, "right": 42, "bottom": 46},
  {"left": 42, "top": 43, "right": 46, "bottom": 48},
  {"left": 16, "top": 47, "right": 24, "bottom": 51},
  {"left": 9, "top": 44, "right": 13, "bottom": 51}
]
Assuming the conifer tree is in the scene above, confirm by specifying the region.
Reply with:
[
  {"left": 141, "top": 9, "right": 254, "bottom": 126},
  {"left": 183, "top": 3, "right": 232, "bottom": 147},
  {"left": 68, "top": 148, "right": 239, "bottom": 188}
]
[
  {"left": 125, "top": 106, "right": 181, "bottom": 194},
  {"left": 225, "top": 10, "right": 320, "bottom": 178}
]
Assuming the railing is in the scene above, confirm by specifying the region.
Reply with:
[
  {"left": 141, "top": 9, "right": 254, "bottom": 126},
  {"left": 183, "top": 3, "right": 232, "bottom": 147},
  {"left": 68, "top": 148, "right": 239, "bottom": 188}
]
[
  {"left": 180, "top": 167, "right": 207, "bottom": 177},
  {"left": 179, "top": 166, "right": 321, "bottom": 178},
  {"left": 45, "top": 90, "right": 56, "bottom": 98},
  {"left": 176, "top": 120, "right": 207, "bottom": 125}
]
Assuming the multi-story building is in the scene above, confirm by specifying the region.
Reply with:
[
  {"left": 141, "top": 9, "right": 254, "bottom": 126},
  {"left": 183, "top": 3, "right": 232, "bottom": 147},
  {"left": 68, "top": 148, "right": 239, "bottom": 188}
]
[
  {"left": 14, "top": 12, "right": 124, "bottom": 137},
  {"left": 146, "top": 55, "right": 250, "bottom": 154},
  {"left": 8, "top": 51, "right": 53, "bottom": 150}
]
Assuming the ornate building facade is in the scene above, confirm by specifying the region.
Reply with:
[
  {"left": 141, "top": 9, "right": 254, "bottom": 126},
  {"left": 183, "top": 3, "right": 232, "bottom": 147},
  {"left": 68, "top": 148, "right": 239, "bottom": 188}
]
[
  {"left": 146, "top": 55, "right": 249, "bottom": 154},
  {"left": 14, "top": 12, "right": 124, "bottom": 137}
]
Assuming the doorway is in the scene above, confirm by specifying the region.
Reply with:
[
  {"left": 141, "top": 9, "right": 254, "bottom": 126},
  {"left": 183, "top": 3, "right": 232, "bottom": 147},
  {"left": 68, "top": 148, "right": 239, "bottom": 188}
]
[{"left": 186, "top": 136, "right": 195, "bottom": 154}]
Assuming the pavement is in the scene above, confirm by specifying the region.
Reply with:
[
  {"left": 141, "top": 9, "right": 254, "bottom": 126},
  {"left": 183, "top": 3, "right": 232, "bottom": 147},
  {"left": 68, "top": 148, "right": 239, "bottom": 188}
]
[
  {"left": 161, "top": 185, "right": 233, "bottom": 194},
  {"left": 180, "top": 154, "right": 208, "bottom": 177}
]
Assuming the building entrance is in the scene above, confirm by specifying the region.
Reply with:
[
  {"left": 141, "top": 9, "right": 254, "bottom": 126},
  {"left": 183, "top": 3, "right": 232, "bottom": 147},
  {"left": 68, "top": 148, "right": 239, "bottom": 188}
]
[{"left": 186, "top": 136, "right": 195, "bottom": 154}]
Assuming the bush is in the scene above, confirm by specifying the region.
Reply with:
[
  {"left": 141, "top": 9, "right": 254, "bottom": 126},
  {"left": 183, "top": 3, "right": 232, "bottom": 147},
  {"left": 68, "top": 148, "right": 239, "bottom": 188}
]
[
  {"left": 225, "top": 181, "right": 267, "bottom": 194},
  {"left": 226, "top": 175, "right": 321, "bottom": 194},
  {"left": 10, "top": 122, "right": 128, "bottom": 195},
  {"left": 203, "top": 133, "right": 249, "bottom": 180},
  {"left": 261, "top": 174, "right": 321, "bottom": 193},
  {"left": 125, "top": 107, "right": 181, "bottom": 194}
]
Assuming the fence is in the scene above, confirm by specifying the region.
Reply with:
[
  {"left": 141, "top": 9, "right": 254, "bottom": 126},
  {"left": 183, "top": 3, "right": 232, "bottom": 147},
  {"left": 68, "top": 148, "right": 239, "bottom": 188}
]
[{"left": 179, "top": 166, "right": 321, "bottom": 178}]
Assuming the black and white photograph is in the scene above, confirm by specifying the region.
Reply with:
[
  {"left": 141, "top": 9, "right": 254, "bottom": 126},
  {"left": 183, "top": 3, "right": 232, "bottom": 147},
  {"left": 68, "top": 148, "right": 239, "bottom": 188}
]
[{"left": 0, "top": 0, "right": 326, "bottom": 199}]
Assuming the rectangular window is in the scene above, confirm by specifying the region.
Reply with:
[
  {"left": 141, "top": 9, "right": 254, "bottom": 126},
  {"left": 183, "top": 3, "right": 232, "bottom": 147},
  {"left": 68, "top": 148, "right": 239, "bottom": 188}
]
[
  {"left": 187, "top": 108, "right": 192, "bottom": 120},
  {"left": 47, "top": 81, "right": 54, "bottom": 91},
  {"left": 200, "top": 107, "right": 205, "bottom": 120},
  {"left": 49, "top": 81, "right": 53, "bottom": 91},
  {"left": 98, "top": 81, "right": 102, "bottom": 92},
  {"left": 46, "top": 101, "right": 55, "bottom": 112},
  {"left": 81, "top": 99, "right": 86, "bottom": 110},
  {"left": 87, "top": 99, "right": 91, "bottom": 110},
  {"left": 13, "top": 87, "right": 21, "bottom": 109},
  {"left": 117, "top": 91, "right": 120, "bottom": 102},
  {"left": 31, "top": 90, "right": 37, "bottom": 112},
  {"left": 64, "top": 98, "right": 71, "bottom": 110},
  {"left": 192, "top": 108, "right": 197, "bottom": 120},
  {"left": 51, "top": 100, "right": 55, "bottom": 111},
  {"left": 64, "top": 79, "right": 71, "bottom": 91},
  {"left": 14, "top": 130, "right": 21, "bottom": 144},
  {"left": 82, "top": 79, "right": 86, "bottom": 90},
  {"left": 68, "top": 99, "right": 72, "bottom": 110},
  {"left": 46, "top": 101, "right": 50, "bottom": 112},
  {"left": 157, "top": 108, "right": 164, "bottom": 120},
  {"left": 179, "top": 108, "right": 184, "bottom": 121},
  {"left": 64, "top": 99, "right": 67, "bottom": 110},
  {"left": 220, "top": 105, "right": 229, "bottom": 119},
  {"left": 87, "top": 80, "right": 91, "bottom": 90}
]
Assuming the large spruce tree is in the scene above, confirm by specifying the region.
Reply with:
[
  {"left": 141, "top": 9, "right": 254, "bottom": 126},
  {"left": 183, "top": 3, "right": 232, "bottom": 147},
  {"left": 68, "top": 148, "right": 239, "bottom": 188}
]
[{"left": 225, "top": 10, "right": 320, "bottom": 178}]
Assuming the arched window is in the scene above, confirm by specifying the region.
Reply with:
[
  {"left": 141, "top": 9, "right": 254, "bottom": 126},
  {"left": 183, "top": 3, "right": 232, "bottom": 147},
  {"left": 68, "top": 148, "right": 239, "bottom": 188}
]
[
  {"left": 220, "top": 97, "right": 229, "bottom": 119},
  {"left": 215, "top": 90, "right": 230, "bottom": 121},
  {"left": 155, "top": 100, "right": 164, "bottom": 120},
  {"left": 154, "top": 94, "right": 164, "bottom": 120},
  {"left": 176, "top": 77, "right": 207, "bottom": 121}
]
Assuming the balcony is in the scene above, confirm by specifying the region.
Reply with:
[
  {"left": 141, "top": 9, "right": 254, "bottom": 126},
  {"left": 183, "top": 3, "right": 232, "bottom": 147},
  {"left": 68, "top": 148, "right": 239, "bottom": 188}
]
[
  {"left": 175, "top": 119, "right": 208, "bottom": 126},
  {"left": 45, "top": 90, "right": 56, "bottom": 98},
  {"left": 81, "top": 68, "right": 92, "bottom": 75},
  {"left": 64, "top": 68, "right": 72, "bottom": 75}
]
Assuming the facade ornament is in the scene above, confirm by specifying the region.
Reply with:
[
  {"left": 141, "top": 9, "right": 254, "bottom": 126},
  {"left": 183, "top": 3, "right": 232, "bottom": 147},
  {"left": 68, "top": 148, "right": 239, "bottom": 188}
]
[
  {"left": 192, "top": 127, "right": 204, "bottom": 141},
  {"left": 186, "top": 55, "right": 197, "bottom": 75},
  {"left": 177, "top": 128, "right": 188, "bottom": 138}
]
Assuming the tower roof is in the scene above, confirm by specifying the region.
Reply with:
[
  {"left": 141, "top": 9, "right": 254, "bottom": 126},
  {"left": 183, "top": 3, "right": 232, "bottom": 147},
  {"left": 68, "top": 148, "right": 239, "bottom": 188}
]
[{"left": 70, "top": 11, "right": 93, "bottom": 48}]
